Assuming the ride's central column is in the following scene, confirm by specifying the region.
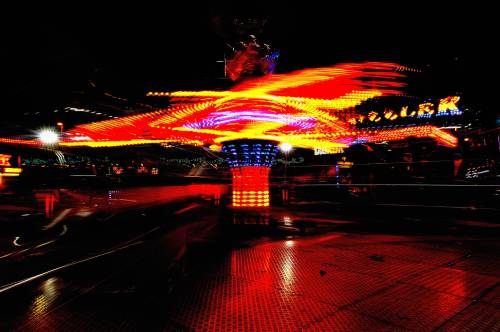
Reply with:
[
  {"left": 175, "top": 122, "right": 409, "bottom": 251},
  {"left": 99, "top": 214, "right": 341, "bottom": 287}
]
[{"left": 222, "top": 140, "right": 279, "bottom": 208}]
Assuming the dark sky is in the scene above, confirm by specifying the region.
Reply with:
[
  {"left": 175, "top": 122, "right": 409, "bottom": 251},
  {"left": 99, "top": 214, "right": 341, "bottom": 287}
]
[{"left": 1, "top": 4, "right": 497, "bottom": 129}]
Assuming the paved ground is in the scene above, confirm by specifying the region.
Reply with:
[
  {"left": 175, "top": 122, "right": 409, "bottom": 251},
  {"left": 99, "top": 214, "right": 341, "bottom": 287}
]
[
  {"left": 160, "top": 231, "right": 500, "bottom": 331},
  {"left": 1, "top": 187, "right": 500, "bottom": 331}
]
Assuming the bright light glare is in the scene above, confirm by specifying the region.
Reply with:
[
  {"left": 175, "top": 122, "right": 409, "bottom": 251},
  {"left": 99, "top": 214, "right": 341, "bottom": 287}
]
[
  {"left": 38, "top": 129, "right": 59, "bottom": 145},
  {"left": 279, "top": 143, "right": 293, "bottom": 153}
]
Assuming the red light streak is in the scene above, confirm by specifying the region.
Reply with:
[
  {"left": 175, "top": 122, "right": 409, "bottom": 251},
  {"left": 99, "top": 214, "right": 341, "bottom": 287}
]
[
  {"left": 0, "top": 138, "right": 40, "bottom": 146},
  {"left": 357, "top": 126, "right": 458, "bottom": 147},
  {"left": 61, "top": 62, "right": 423, "bottom": 152},
  {"left": 0, "top": 63, "right": 458, "bottom": 151}
]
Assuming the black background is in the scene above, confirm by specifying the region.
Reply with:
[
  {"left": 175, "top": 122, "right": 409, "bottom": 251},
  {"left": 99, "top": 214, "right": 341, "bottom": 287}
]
[{"left": 1, "top": 3, "right": 496, "bottom": 131}]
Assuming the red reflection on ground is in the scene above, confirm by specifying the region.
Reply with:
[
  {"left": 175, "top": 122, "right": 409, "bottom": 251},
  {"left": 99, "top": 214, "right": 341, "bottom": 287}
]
[
  {"left": 164, "top": 231, "right": 500, "bottom": 331},
  {"left": 26, "top": 184, "right": 228, "bottom": 226},
  {"left": 108, "top": 184, "right": 227, "bottom": 207},
  {"left": 34, "top": 191, "right": 59, "bottom": 219}
]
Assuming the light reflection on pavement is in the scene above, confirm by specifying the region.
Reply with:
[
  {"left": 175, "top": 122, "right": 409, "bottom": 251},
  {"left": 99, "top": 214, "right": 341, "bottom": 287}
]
[{"left": 0, "top": 184, "right": 499, "bottom": 331}]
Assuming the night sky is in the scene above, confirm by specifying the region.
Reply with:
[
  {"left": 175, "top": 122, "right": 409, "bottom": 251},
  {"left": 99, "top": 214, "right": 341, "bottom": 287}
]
[{"left": 1, "top": 4, "right": 496, "bottom": 133}]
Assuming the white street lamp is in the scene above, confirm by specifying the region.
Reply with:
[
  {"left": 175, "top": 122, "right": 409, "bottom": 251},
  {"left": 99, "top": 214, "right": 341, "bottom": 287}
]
[
  {"left": 279, "top": 143, "right": 293, "bottom": 153},
  {"left": 37, "top": 129, "right": 60, "bottom": 145}
]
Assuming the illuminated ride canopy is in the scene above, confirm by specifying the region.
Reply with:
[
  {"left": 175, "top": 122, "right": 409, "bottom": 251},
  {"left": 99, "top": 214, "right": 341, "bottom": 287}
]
[
  {"left": 36, "top": 62, "right": 461, "bottom": 208},
  {"left": 61, "top": 62, "right": 457, "bottom": 150}
]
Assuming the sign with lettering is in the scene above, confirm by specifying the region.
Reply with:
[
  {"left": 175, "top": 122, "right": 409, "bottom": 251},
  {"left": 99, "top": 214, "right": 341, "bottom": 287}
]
[
  {"left": 0, "top": 154, "right": 12, "bottom": 167},
  {"left": 351, "top": 96, "right": 462, "bottom": 125}
]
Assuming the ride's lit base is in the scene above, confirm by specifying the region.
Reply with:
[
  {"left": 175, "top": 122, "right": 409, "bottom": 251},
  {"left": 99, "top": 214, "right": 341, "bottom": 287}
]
[
  {"left": 231, "top": 166, "right": 270, "bottom": 207},
  {"left": 222, "top": 139, "right": 279, "bottom": 209}
]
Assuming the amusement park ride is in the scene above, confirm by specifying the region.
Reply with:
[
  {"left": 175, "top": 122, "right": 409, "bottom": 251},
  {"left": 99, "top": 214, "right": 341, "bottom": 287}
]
[{"left": 0, "top": 61, "right": 461, "bottom": 208}]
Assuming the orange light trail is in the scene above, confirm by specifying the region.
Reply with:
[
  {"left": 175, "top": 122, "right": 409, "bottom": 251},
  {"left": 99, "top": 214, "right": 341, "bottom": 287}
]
[
  {"left": 62, "top": 62, "right": 453, "bottom": 152},
  {"left": 0, "top": 62, "right": 458, "bottom": 150}
]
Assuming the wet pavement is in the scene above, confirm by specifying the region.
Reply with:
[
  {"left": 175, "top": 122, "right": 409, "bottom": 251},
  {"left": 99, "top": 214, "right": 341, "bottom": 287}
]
[{"left": 1, "top": 185, "right": 500, "bottom": 331}]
